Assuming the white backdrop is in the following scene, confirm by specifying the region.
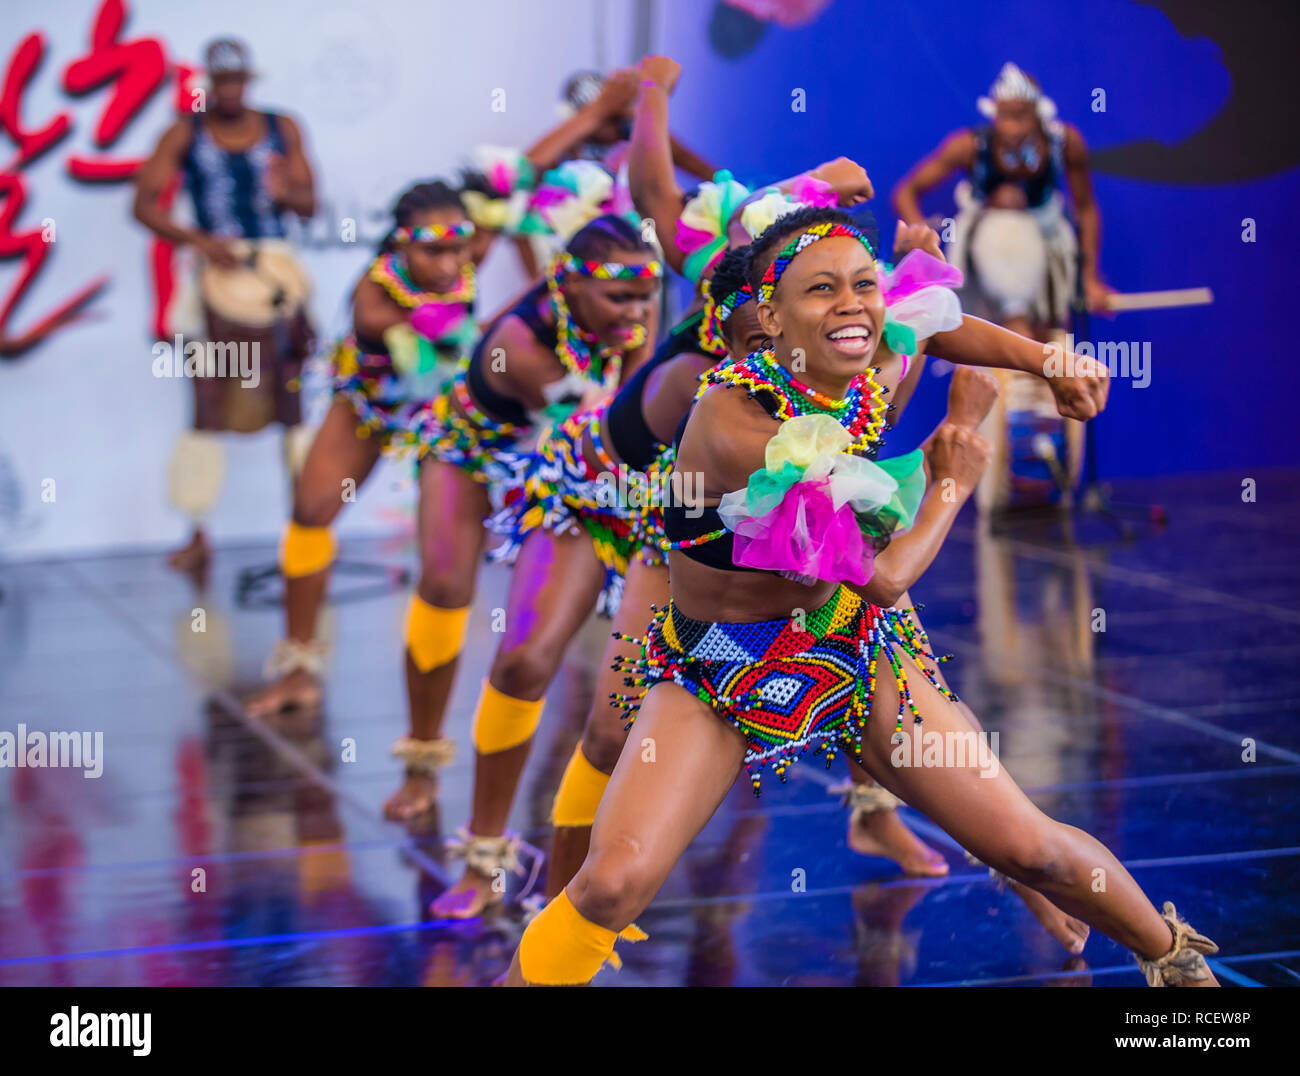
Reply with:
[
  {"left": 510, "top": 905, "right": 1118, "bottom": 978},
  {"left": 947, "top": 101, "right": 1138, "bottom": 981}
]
[{"left": 0, "top": 0, "right": 652, "bottom": 561}]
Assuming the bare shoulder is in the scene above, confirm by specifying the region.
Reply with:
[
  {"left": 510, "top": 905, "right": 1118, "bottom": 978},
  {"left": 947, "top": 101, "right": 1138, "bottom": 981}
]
[
  {"left": 479, "top": 312, "right": 555, "bottom": 397},
  {"left": 680, "top": 385, "right": 778, "bottom": 494},
  {"left": 1061, "top": 122, "right": 1089, "bottom": 161},
  {"left": 942, "top": 128, "right": 978, "bottom": 165},
  {"left": 274, "top": 112, "right": 307, "bottom": 147},
  {"left": 352, "top": 275, "right": 403, "bottom": 337}
]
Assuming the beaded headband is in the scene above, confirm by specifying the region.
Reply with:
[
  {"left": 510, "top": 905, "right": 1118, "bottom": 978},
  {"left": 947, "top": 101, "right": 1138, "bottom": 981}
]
[
  {"left": 394, "top": 221, "right": 475, "bottom": 244},
  {"left": 698, "top": 279, "right": 754, "bottom": 356},
  {"left": 757, "top": 221, "right": 877, "bottom": 303},
  {"left": 560, "top": 253, "right": 663, "bottom": 279}
]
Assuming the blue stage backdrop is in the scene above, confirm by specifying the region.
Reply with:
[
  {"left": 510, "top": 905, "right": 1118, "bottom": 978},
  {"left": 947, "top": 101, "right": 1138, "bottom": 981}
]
[{"left": 660, "top": 0, "right": 1299, "bottom": 479}]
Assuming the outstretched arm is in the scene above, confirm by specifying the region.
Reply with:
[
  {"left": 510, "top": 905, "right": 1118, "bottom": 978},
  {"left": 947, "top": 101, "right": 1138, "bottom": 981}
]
[
  {"left": 927, "top": 315, "right": 1110, "bottom": 421},
  {"left": 525, "top": 68, "right": 640, "bottom": 173},
  {"left": 891, "top": 129, "right": 976, "bottom": 225},
  {"left": 628, "top": 56, "right": 688, "bottom": 274}
]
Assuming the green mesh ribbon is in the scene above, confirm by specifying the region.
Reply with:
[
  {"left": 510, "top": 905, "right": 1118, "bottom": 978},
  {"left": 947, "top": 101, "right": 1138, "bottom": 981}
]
[{"left": 856, "top": 448, "right": 926, "bottom": 542}]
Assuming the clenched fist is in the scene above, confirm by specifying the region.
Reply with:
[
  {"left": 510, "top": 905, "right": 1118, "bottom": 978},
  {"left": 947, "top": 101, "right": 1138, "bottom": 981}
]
[
  {"left": 926, "top": 422, "right": 992, "bottom": 496},
  {"left": 892, "top": 219, "right": 943, "bottom": 262},
  {"left": 638, "top": 55, "right": 681, "bottom": 94},
  {"left": 595, "top": 68, "right": 641, "bottom": 118},
  {"left": 1044, "top": 346, "right": 1110, "bottom": 421},
  {"left": 810, "top": 157, "right": 873, "bottom": 205},
  {"left": 945, "top": 366, "right": 999, "bottom": 430}
]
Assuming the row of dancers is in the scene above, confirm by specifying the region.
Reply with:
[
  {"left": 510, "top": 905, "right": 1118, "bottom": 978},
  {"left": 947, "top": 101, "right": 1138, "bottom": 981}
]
[{"left": 133, "top": 43, "right": 1218, "bottom": 986}]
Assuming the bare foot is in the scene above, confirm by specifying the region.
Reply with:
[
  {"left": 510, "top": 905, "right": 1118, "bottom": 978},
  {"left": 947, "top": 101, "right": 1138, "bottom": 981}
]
[
  {"left": 244, "top": 669, "right": 322, "bottom": 719},
  {"left": 383, "top": 773, "right": 438, "bottom": 824},
  {"left": 1007, "top": 880, "right": 1090, "bottom": 954},
  {"left": 849, "top": 809, "right": 950, "bottom": 877},
  {"left": 430, "top": 867, "right": 499, "bottom": 919},
  {"left": 167, "top": 529, "right": 211, "bottom": 575}
]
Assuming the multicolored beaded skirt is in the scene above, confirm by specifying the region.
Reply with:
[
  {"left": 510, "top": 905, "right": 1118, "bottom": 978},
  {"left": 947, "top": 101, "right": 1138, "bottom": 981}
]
[
  {"left": 329, "top": 337, "right": 427, "bottom": 451},
  {"left": 613, "top": 584, "right": 956, "bottom": 794},
  {"left": 488, "top": 402, "right": 667, "bottom": 616},
  {"left": 409, "top": 370, "right": 528, "bottom": 492}
]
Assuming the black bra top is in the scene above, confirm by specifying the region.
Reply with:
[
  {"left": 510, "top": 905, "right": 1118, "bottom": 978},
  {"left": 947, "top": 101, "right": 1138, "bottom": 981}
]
[
  {"left": 605, "top": 310, "right": 707, "bottom": 472},
  {"left": 662, "top": 398, "right": 768, "bottom": 573},
  {"left": 465, "top": 282, "right": 559, "bottom": 427}
]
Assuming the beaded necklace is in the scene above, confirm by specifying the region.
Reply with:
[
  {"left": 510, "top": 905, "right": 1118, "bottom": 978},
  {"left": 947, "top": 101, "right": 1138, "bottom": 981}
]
[
  {"left": 700, "top": 348, "right": 888, "bottom": 455},
  {"left": 369, "top": 254, "right": 475, "bottom": 309},
  {"left": 544, "top": 255, "right": 647, "bottom": 386}
]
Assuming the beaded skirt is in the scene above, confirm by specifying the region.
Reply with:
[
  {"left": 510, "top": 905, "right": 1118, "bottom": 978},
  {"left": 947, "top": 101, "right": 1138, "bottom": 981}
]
[
  {"left": 488, "top": 402, "right": 667, "bottom": 617},
  {"left": 613, "top": 584, "right": 955, "bottom": 795},
  {"left": 329, "top": 337, "right": 428, "bottom": 450},
  {"left": 409, "top": 369, "right": 528, "bottom": 492}
]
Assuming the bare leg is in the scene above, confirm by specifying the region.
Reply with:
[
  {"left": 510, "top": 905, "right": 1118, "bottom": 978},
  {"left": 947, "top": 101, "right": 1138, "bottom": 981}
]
[
  {"left": 546, "top": 559, "right": 670, "bottom": 899},
  {"left": 384, "top": 459, "right": 492, "bottom": 822},
  {"left": 896, "top": 598, "right": 1090, "bottom": 951},
  {"left": 246, "top": 399, "right": 381, "bottom": 718},
  {"left": 503, "top": 681, "right": 746, "bottom": 985},
  {"left": 860, "top": 649, "right": 1217, "bottom": 984},
  {"left": 429, "top": 527, "right": 605, "bottom": 916}
]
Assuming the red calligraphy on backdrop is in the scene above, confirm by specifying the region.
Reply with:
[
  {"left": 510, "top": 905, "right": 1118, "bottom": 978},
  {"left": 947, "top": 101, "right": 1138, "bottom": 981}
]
[{"left": 0, "top": 0, "right": 191, "bottom": 357}]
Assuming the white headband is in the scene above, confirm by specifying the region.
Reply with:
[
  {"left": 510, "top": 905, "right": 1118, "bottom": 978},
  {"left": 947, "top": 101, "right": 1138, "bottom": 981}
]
[{"left": 977, "top": 62, "right": 1057, "bottom": 122}]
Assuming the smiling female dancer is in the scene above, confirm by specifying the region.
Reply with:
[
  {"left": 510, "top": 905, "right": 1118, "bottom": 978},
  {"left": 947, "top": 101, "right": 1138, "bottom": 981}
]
[
  {"left": 503, "top": 205, "right": 1219, "bottom": 987},
  {"left": 429, "top": 143, "right": 909, "bottom": 916}
]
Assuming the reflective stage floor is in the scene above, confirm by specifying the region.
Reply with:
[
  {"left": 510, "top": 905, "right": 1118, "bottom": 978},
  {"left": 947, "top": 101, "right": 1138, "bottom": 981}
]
[{"left": 2, "top": 470, "right": 1297, "bottom": 987}]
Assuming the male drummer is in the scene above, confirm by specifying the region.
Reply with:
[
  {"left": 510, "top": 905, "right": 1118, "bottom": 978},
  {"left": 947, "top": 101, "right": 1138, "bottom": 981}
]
[
  {"left": 891, "top": 62, "right": 1112, "bottom": 511},
  {"left": 134, "top": 37, "right": 317, "bottom": 574}
]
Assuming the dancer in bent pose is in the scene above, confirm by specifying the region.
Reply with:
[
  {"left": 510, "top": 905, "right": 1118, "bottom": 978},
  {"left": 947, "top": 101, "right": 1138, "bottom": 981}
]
[{"left": 503, "top": 205, "right": 1218, "bottom": 987}]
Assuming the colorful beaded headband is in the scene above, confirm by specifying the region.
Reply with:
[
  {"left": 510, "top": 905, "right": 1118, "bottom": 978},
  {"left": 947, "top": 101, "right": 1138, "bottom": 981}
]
[
  {"left": 699, "top": 279, "right": 753, "bottom": 356},
  {"left": 757, "top": 221, "right": 877, "bottom": 303},
  {"left": 394, "top": 221, "right": 476, "bottom": 244},
  {"left": 560, "top": 254, "right": 664, "bottom": 280},
  {"left": 715, "top": 282, "right": 753, "bottom": 323}
]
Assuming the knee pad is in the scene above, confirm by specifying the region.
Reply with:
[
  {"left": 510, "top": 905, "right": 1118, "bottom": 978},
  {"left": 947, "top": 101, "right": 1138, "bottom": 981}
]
[
  {"left": 167, "top": 430, "right": 225, "bottom": 520},
  {"left": 279, "top": 520, "right": 335, "bottom": 578},
  {"left": 551, "top": 744, "right": 611, "bottom": 827},
  {"left": 471, "top": 680, "right": 545, "bottom": 754},
  {"left": 518, "top": 889, "right": 647, "bottom": 985},
  {"left": 405, "top": 596, "right": 470, "bottom": 673}
]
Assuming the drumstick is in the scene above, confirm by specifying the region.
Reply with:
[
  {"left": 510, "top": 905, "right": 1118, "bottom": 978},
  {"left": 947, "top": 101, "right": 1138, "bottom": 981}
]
[{"left": 1103, "top": 288, "right": 1213, "bottom": 312}]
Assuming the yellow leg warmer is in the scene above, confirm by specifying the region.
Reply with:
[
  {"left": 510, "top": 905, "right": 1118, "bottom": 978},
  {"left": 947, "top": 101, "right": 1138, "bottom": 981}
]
[
  {"left": 471, "top": 680, "right": 545, "bottom": 754},
  {"left": 518, "top": 889, "right": 648, "bottom": 985},
  {"left": 406, "top": 596, "right": 470, "bottom": 673},
  {"left": 279, "top": 521, "right": 335, "bottom": 578},
  {"left": 551, "top": 744, "right": 611, "bottom": 827}
]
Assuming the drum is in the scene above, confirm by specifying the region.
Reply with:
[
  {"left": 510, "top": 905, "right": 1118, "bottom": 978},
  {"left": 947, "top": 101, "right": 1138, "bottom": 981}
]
[
  {"left": 975, "top": 349, "right": 1085, "bottom": 514},
  {"left": 193, "top": 239, "right": 314, "bottom": 434}
]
